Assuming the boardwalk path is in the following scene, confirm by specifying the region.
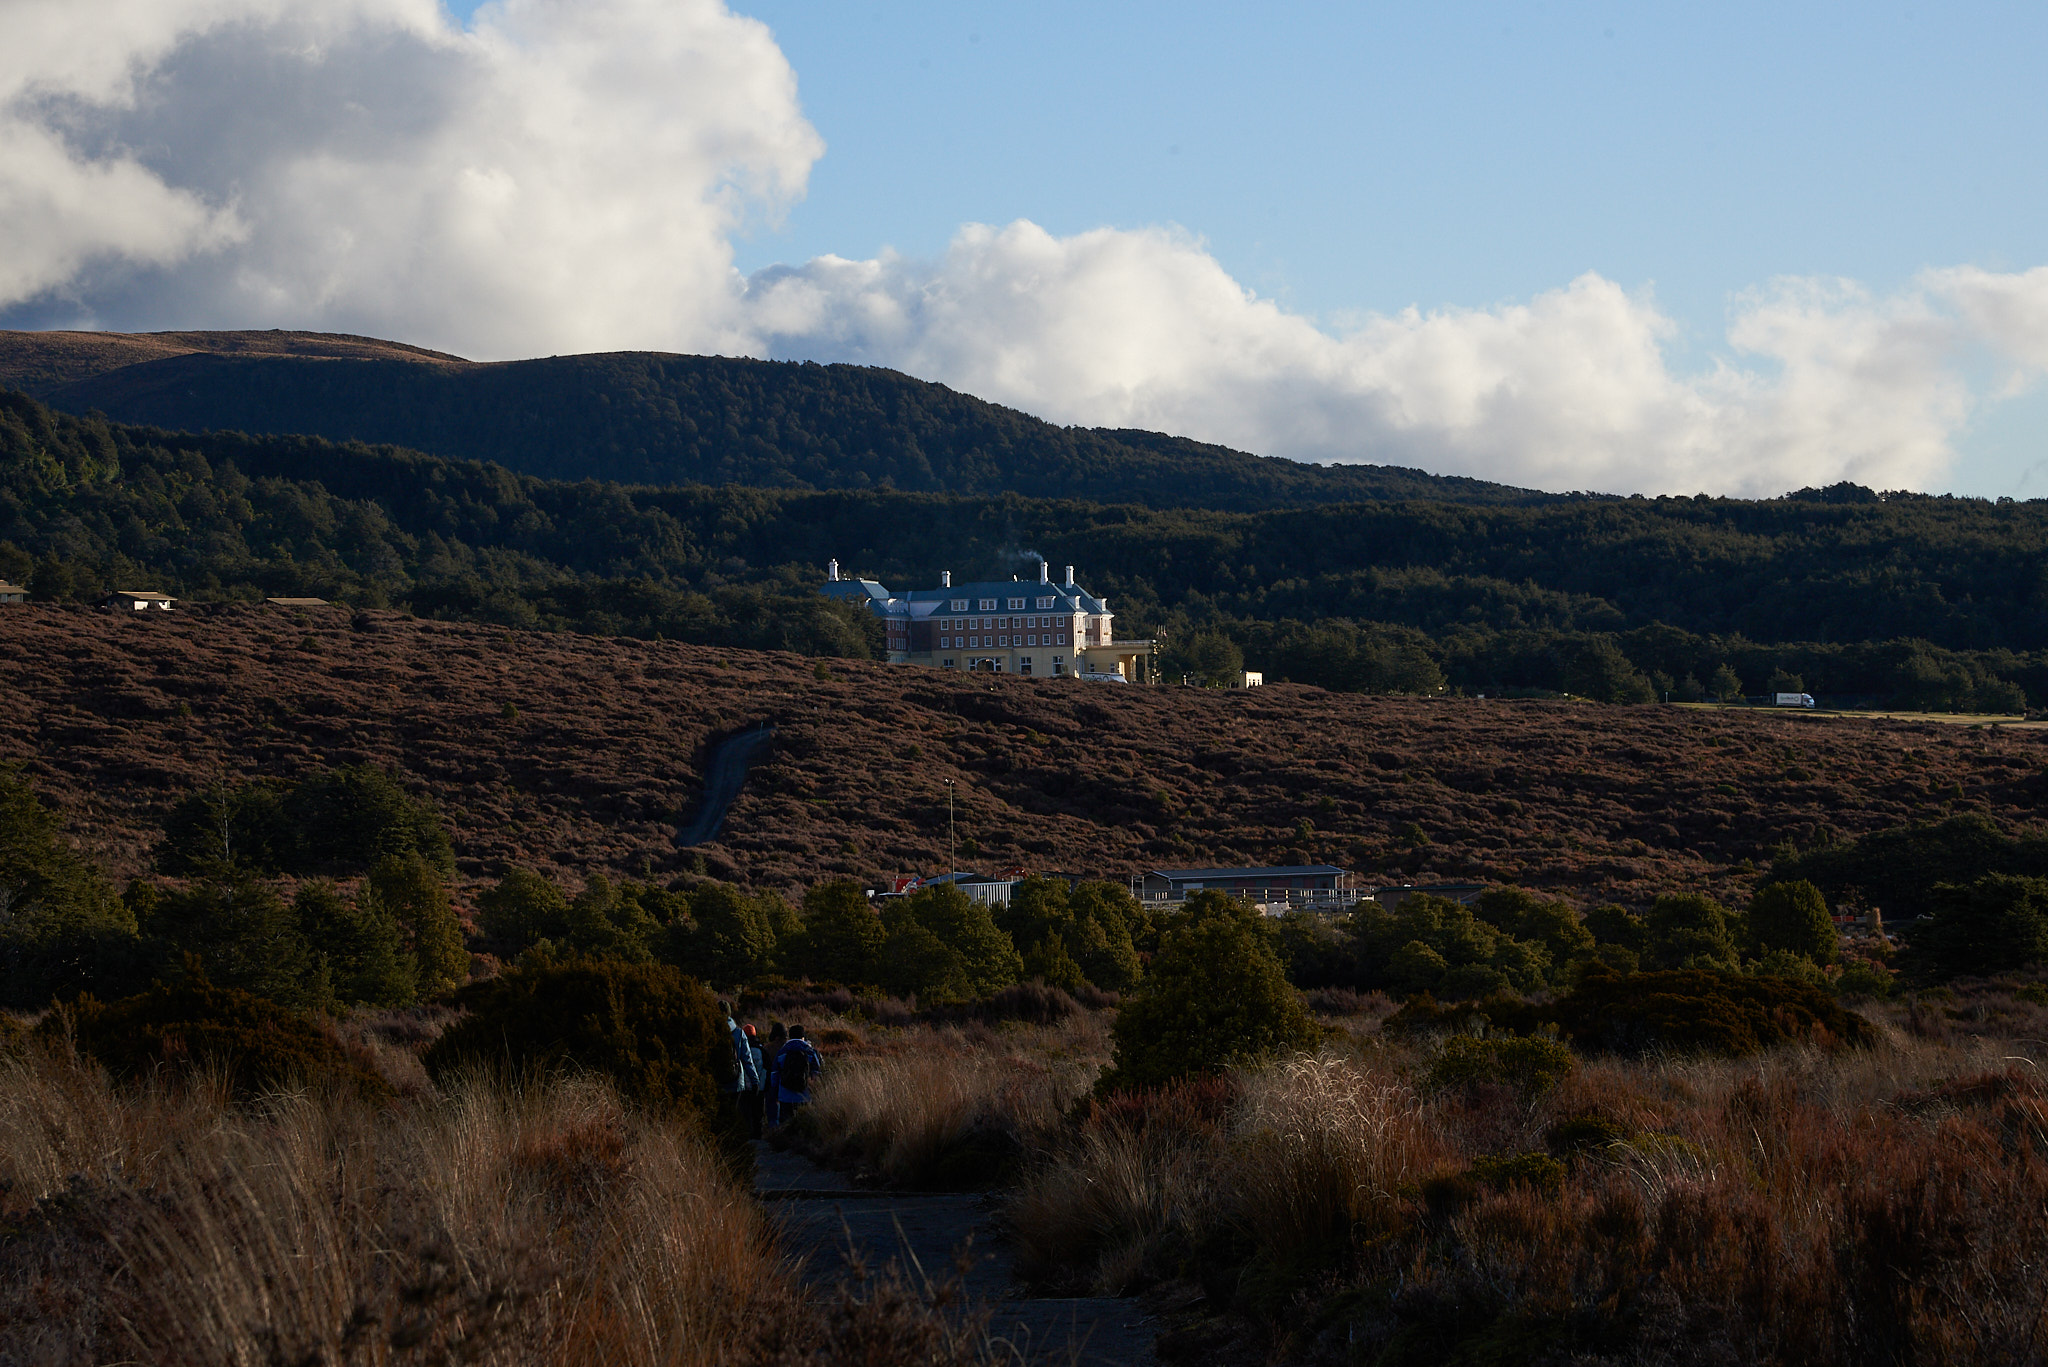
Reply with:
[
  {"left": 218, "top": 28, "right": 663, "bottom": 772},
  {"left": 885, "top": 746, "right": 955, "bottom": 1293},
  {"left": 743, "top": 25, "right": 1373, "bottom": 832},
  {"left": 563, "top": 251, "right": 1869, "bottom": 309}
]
[{"left": 756, "top": 1144, "right": 1159, "bottom": 1366}]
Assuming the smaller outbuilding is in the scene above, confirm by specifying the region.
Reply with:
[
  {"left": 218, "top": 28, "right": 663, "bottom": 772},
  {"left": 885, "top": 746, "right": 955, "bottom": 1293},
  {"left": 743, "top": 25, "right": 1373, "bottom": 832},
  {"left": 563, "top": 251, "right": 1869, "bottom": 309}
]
[
  {"left": 0, "top": 582, "right": 26, "bottom": 604},
  {"left": 101, "top": 591, "right": 175, "bottom": 612},
  {"left": 265, "top": 596, "right": 331, "bottom": 608}
]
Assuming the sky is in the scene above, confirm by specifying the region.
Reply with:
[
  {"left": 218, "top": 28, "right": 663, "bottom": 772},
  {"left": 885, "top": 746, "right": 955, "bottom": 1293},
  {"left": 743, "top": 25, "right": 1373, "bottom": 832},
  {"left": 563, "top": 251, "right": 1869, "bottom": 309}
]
[{"left": 4, "top": 0, "right": 2047, "bottom": 498}]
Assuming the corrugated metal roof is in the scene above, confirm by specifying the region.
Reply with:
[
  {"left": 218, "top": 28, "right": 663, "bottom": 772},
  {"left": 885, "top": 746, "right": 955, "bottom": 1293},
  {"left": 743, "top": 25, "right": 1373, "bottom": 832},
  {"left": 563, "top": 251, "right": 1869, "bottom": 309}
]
[
  {"left": 819, "top": 573, "right": 1109, "bottom": 616},
  {"left": 1149, "top": 866, "right": 1350, "bottom": 880}
]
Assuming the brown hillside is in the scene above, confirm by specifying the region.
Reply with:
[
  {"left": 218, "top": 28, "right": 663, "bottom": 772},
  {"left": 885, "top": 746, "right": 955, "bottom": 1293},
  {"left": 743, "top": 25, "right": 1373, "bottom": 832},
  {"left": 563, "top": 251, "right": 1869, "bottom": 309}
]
[
  {"left": 3, "top": 604, "right": 2043, "bottom": 907},
  {"left": 0, "top": 329, "right": 468, "bottom": 397}
]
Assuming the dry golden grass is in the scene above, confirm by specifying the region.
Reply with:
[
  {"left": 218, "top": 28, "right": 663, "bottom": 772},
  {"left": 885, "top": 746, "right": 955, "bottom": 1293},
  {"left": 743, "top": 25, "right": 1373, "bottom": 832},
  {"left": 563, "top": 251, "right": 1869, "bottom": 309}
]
[
  {"left": 995, "top": 1002, "right": 2048, "bottom": 1362},
  {"left": 0, "top": 1040, "right": 1024, "bottom": 1367},
  {"left": 796, "top": 1016, "right": 1106, "bottom": 1188}
]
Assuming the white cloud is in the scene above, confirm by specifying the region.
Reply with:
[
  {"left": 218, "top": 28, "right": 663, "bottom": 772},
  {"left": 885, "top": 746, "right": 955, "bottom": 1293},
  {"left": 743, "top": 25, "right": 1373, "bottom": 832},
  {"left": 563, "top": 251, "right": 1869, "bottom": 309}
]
[
  {"left": 4, "top": 0, "right": 2048, "bottom": 495},
  {"left": 0, "top": 0, "right": 818, "bottom": 357},
  {"left": 746, "top": 222, "right": 2040, "bottom": 497}
]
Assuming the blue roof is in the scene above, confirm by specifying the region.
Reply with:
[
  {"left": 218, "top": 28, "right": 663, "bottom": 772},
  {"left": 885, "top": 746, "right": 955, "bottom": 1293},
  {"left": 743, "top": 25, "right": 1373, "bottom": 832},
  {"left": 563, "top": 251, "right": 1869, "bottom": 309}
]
[
  {"left": 817, "top": 571, "right": 1109, "bottom": 617},
  {"left": 1149, "top": 866, "right": 1350, "bottom": 880}
]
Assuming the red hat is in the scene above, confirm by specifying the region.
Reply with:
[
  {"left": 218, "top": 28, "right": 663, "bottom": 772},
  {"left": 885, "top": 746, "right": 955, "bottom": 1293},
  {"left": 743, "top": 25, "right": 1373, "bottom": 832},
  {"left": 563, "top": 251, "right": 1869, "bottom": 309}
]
[{"left": 741, "top": 1023, "right": 758, "bottom": 1037}]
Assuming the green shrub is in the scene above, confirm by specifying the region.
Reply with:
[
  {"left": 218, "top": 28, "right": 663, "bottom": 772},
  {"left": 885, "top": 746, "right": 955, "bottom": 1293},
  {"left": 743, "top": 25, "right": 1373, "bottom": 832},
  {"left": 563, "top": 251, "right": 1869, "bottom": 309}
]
[
  {"left": 1644, "top": 892, "right": 1739, "bottom": 970},
  {"left": 362, "top": 855, "right": 469, "bottom": 996},
  {"left": 45, "top": 976, "right": 392, "bottom": 1101},
  {"left": 158, "top": 765, "right": 451, "bottom": 877},
  {"left": 1544, "top": 1113, "right": 1629, "bottom": 1156},
  {"left": 1102, "top": 893, "right": 1319, "bottom": 1091},
  {"left": 1901, "top": 874, "right": 2048, "bottom": 983},
  {"left": 1426, "top": 1032, "right": 1574, "bottom": 1098},
  {"left": 0, "top": 766, "right": 142, "bottom": 1009},
  {"left": 1552, "top": 964, "right": 1874, "bottom": 1056},
  {"left": 1022, "top": 933, "right": 1088, "bottom": 994},
  {"left": 475, "top": 867, "right": 574, "bottom": 952},
  {"left": 1748, "top": 879, "right": 1838, "bottom": 963},
  {"left": 293, "top": 880, "right": 417, "bottom": 1007},
  {"left": 144, "top": 869, "right": 326, "bottom": 1009},
  {"left": 800, "top": 880, "right": 884, "bottom": 985},
  {"left": 1468, "top": 1150, "right": 1567, "bottom": 1195},
  {"left": 423, "top": 961, "right": 731, "bottom": 1123}
]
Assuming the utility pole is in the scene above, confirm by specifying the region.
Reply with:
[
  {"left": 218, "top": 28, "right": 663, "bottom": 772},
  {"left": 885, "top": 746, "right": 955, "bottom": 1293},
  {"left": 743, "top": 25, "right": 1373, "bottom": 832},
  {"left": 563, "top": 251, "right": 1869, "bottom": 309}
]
[{"left": 943, "top": 778, "right": 956, "bottom": 876}]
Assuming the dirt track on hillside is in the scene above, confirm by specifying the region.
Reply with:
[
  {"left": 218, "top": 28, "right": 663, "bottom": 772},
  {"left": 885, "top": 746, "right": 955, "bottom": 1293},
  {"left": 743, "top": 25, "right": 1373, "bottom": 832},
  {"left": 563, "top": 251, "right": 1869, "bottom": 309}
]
[{"left": 4, "top": 604, "right": 2043, "bottom": 907}]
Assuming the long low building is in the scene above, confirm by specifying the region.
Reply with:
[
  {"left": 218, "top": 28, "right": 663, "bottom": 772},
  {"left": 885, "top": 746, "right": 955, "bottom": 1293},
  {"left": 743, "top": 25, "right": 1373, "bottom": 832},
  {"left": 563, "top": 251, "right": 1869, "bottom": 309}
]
[
  {"left": 819, "top": 560, "right": 1158, "bottom": 682},
  {"left": 1140, "top": 865, "right": 1355, "bottom": 909}
]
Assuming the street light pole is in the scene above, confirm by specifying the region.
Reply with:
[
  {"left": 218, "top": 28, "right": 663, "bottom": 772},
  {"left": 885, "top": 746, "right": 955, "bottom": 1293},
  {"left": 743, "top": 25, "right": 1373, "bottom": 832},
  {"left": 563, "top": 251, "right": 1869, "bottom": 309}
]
[{"left": 943, "top": 778, "right": 955, "bottom": 877}]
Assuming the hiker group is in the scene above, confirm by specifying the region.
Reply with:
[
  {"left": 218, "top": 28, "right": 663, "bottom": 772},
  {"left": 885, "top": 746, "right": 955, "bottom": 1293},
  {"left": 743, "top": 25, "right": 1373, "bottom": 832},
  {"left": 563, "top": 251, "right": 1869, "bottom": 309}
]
[{"left": 721, "top": 1002, "right": 823, "bottom": 1139}]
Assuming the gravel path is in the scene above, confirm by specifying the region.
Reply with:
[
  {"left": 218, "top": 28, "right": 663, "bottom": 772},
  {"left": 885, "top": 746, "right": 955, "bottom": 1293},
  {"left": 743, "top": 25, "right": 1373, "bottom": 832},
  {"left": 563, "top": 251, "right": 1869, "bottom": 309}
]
[{"left": 757, "top": 1144, "right": 1159, "bottom": 1365}]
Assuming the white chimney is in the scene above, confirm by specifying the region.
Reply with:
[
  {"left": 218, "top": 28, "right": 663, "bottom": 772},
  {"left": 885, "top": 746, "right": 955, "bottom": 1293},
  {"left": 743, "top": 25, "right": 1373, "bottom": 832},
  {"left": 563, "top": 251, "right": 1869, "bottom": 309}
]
[
  {"left": 1064, "top": 565, "right": 1075, "bottom": 587},
  {"left": 941, "top": 570, "right": 952, "bottom": 588},
  {"left": 828, "top": 558, "right": 840, "bottom": 582},
  {"left": 1039, "top": 561, "right": 1049, "bottom": 584}
]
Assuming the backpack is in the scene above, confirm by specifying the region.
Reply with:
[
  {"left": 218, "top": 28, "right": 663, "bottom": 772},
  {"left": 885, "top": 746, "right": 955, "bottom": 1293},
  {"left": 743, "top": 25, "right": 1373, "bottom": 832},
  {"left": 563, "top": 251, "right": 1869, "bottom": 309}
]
[{"left": 779, "top": 1042, "right": 813, "bottom": 1094}]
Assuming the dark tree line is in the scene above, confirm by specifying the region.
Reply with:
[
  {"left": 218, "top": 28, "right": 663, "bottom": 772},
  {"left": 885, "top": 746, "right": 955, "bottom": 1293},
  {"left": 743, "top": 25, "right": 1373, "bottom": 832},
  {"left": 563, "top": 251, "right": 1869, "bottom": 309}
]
[
  {"left": 35, "top": 350, "right": 1546, "bottom": 511},
  {"left": 7, "top": 387, "right": 2048, "bottom": 705}
]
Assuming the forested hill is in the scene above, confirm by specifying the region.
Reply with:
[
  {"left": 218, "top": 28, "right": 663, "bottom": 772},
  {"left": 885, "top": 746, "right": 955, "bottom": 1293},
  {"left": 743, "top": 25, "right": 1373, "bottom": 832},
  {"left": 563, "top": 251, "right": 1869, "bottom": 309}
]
[
  {"left": 11, "top": 338, "right": 1551, "bottom": 511},
  {"left": 5, "top": 386, "right": 2047, "bottom": 709}
]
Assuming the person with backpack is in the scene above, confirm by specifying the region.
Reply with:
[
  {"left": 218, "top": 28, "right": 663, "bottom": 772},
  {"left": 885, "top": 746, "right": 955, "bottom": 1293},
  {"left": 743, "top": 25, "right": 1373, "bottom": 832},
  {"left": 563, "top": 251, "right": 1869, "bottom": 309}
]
[
  {"left": 740, "top": 1023, "right": 767, "bottom": 1139},
  {"left": 773, "top": 1025, "right": 824, "bottom": 1122},
  {"left": 762, "top": 1022, "right": 788, "bottom": 1126},
  {"left": 718, "top": 1001, "right": 762, "bottom": 1127}
]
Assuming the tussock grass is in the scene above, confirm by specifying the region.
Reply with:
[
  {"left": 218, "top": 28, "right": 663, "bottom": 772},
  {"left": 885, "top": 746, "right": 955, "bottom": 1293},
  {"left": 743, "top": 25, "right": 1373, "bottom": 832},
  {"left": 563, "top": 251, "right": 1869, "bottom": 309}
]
[
  {"left": 0, "top": 1041, "right": 1019, "bottom": 1366},
  {"left": 798, "top": 1020, "right": 1101, "bottom": 1188},
  {"left": 998, "top": 1009, "right": 2048, "bottom": 1362}
]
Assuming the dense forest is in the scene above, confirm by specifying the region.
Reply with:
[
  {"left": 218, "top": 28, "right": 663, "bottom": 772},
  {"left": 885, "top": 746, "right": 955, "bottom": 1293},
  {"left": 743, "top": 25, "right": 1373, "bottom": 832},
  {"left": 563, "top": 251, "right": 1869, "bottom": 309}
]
[
  {"left": 29, "top": 348, "right": 1548, "bottom": 510},
  {"left": 5, "top": 387, "right": 2045, "bottom": 708}
]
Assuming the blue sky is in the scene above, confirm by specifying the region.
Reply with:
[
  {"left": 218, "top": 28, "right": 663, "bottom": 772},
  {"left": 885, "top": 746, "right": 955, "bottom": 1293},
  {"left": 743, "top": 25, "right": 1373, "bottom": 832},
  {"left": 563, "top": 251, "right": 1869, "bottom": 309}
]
[
  {"left": 616, "top": 0, "right": 2048, "bottom": 495},
  {"left": 9, "top": 0, "right": 2045, "bottom": 496}
]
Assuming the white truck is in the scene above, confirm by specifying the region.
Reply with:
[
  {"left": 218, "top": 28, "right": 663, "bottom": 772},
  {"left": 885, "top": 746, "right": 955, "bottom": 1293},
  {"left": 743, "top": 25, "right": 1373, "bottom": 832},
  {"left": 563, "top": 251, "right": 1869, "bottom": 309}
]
[{"left": 1772, "top": 693, "right": 1816, "bottom": 708}]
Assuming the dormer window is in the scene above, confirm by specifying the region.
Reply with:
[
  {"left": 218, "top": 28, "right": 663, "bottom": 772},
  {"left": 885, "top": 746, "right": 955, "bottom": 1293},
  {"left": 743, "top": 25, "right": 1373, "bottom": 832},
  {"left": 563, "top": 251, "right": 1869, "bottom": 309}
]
[
  {"left": 950, "top": 599, "right": 968, "bottom": 612},
  {"left": 1006, "top": 597, "right": 1025, "bottom": 610},
  {"left": 1036, "top": 596, "right": 1054, "bottom": 609},
  {"left": 978, "top": 598, "right": 996, "bottom": 611}
]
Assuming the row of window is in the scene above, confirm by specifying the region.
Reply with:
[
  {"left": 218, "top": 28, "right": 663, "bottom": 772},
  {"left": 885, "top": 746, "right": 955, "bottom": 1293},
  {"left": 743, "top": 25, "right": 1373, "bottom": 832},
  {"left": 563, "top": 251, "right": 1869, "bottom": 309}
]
[
  {"left": 940, "top": 632, "right": 1068, "bottom": 649},
  {"left": 941, "top": 656, "right": 1066, "bottom": 676},
  {"left": 936, "top": 615, "right": 1072, "bottom": 631},
  {"left": 950, "top": 596, "right": 1062, "bottom": 612}
]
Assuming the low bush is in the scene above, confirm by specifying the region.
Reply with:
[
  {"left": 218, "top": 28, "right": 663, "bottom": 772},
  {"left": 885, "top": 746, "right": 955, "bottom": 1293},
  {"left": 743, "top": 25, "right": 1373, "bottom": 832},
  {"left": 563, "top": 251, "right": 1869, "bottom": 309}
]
[
  {"left": 424, "top": 962, "right": 730, "bottom": 1124},
  {"left": 1426, "top": 1032, "right": 1575, "bottom": 1098},
  {"left": 43, "top": 977, "right": 392, "bottom": 1101},
  {"left": 1543, "top": 1113, "right": 1629, "bottom": 1157},
  {"left": 1551, "top": 964, "right": 1876, "bottom": 1055},
  {"left": 1101, "top": 894, "right": 1319, "bottom": 1091}
]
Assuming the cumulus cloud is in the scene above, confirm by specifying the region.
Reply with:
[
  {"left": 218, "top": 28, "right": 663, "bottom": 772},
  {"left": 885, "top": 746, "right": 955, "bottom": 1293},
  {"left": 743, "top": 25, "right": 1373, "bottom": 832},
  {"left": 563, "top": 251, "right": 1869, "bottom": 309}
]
[
  {"left": 747, "top": 222, "right": 2048, "bottom": 497},
  {"left": 5, "top": 0, "right": 2048, "bottom": 494},
  {"left": 0, "top": 0, "right": 817, "bottom": 356}
]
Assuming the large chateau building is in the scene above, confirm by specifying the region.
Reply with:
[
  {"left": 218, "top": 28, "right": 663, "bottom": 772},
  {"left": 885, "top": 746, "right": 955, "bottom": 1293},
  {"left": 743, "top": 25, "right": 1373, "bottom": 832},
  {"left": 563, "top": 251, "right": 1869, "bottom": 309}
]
[{"left": 819, "top": 561, "right": 1159, "bottom": 681}]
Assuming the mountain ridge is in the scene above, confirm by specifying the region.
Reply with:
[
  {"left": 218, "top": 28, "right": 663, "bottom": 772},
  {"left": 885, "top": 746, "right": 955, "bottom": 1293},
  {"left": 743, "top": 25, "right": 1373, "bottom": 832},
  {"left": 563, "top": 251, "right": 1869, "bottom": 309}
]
[{"left": 0, "top": 328, "right": 1562, "bottom": 511}]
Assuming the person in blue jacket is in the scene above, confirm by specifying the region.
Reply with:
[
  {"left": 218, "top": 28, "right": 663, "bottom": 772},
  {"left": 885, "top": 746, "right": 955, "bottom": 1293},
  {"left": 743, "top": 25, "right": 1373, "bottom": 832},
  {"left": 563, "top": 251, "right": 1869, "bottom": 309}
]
[
  {"left": 772, "top": 1025, "right": 824, "bottom": 1123},
  {"left": 718, "top": 1002, "right": 762, "bottom": 1128},
  {"left": 739, "top": 1023, "right": 767, "bottom": 1138}
]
